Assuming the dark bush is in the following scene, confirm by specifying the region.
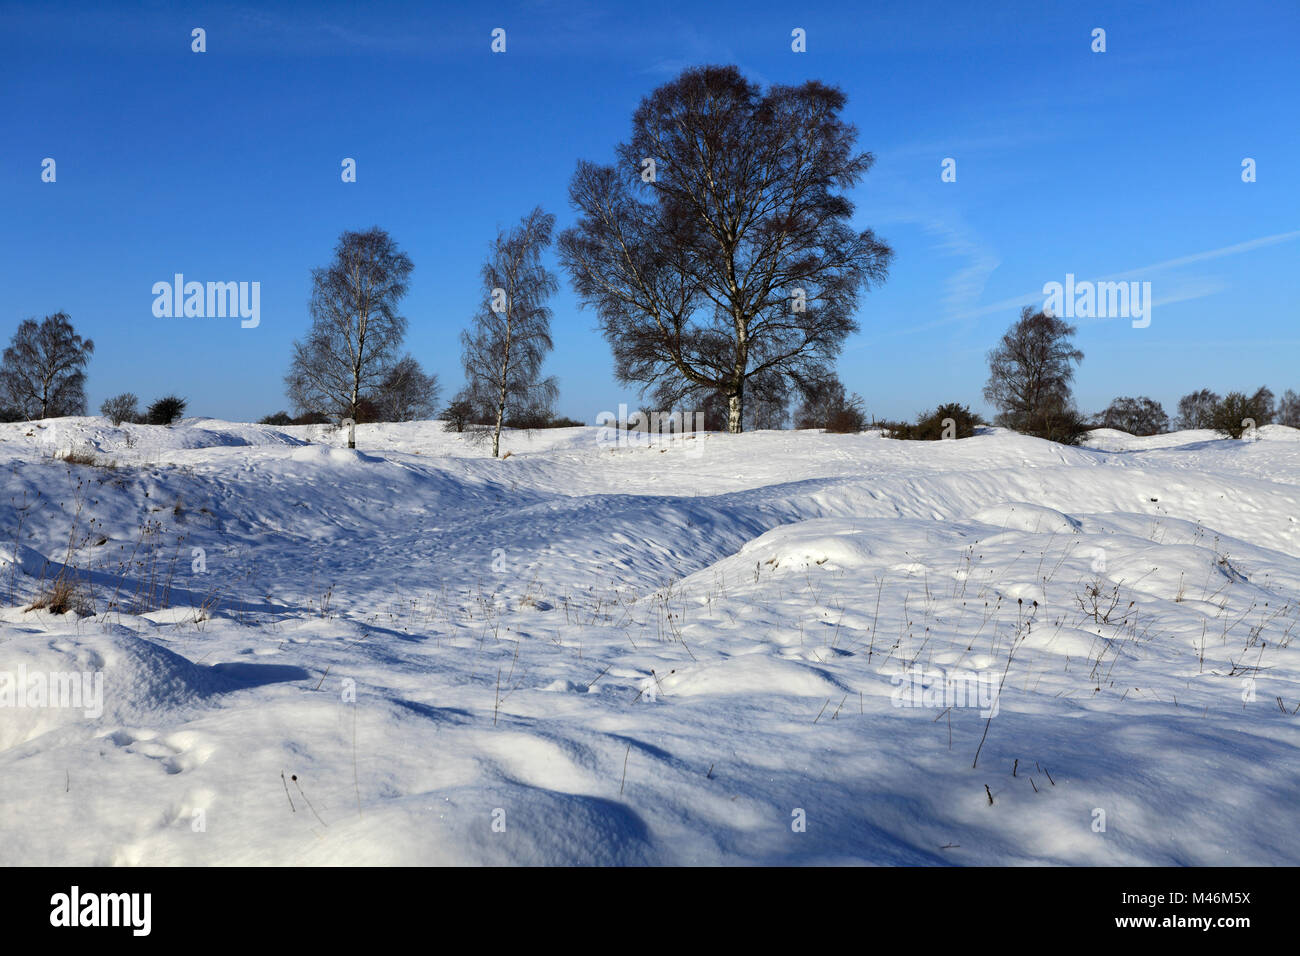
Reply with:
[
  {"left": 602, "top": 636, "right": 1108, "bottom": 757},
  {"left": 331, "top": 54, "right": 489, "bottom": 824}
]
[
  {"left": 503, "top": 407, "right": 582, "bottom": 429},
  {"left": 825, "top": 402, "right": 867, "bottom": 434},
  {"left": 1212, "top": 390, "right": 1273, "bottom": 439},
  {"left": 503, "top": 407, "right": 550, "bottom": 430},
  {"left": 291, "top": 411, "right": 333, "bottom": 426},
  {"left": 1094, "top": 396, "right": 1168, "bottom": 436},
  {"left": 794, "top": 376, "right": 866, "bottom": 433},
  {"left": 887, "top": 402, "right": 984, "bottom": 440},
  {"left": 145, "top": 395, "right": 187, "bottom": 425},
  {"left": 259, "top": 411, "right": 293, "bottom": 426},
  {"left": 999, "top": 401, "right": 1091, "bottom": 445},
  {"left": 1042, "top": 405, "right": 1094, "bottom": 445},
  {"left": 442, "top": 399, "right": 476, "bottom": 433}
]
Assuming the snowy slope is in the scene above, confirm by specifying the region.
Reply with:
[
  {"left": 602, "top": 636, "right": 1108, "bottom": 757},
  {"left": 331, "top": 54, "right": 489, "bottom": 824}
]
[{"left": 1, "top": 416, "right": 1298, "bottom": 865}]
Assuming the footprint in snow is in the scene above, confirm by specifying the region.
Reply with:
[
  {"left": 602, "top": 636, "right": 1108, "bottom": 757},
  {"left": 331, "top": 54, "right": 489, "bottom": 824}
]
[{"left": 101, "top": 728, "right": 214, "bottom": 775}]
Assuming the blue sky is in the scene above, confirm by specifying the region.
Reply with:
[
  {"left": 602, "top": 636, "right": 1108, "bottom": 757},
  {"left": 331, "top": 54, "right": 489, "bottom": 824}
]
[{"left": 3, "top": 0, "right": 1297, "bottom": 424}]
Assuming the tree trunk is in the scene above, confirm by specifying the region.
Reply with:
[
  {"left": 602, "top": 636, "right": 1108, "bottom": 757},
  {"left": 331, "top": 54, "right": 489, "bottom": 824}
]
[
  {"left": 493, "top": 340, "right": 508, "bottom": 458},
  {"left": 493, "top": 305, "right": 513, "bottom": 459},
  {"left": 727, "top": 384, "right": 743, "bottom": 434},
  {"left": 493, "top": 397, "right": 505, "bottom": 458}
]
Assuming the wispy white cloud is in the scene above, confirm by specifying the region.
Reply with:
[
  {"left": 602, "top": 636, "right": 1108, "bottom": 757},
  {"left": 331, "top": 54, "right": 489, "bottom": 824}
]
[
  {"left": 853, "top": 230, "right": 1295, "bottom": 347},
  {"left": 226, "top": 5, "right": 436, "bottom": 54},
  {"left": 870, "top": 208, "right": 1001, "bottom": 317},
  {"left": 922, "top": 218, "right": 1002, "bottom": 316},
  {"left": 948, "top": 230, "right": 1300, "bottom": 323},
  {"left": 1100, "top": 230, "right": 1300, "bottom": 279}
]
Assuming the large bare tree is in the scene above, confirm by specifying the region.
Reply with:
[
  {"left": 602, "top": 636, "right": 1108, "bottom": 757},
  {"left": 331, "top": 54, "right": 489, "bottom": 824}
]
[
  {"left": 460, "top": 207, "right": 559, "bottom": 457},
  {"left": 0, "top": 312, "right": 95, "bottom": 419},
  {"left": 286, "top": 227, "right": 413, "bottom": 421},
  {"left": 558, "top": 65, "right": 892, "bottom": 433}
]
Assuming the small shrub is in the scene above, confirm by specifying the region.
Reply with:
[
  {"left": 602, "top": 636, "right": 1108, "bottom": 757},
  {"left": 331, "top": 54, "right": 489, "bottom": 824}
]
[
  {"left": 794, "top": 377, "right": 866, "bottom": 433},
  {"left": 101, "top": 392, "right": 140, "bottom": 425},
  {"left": 504, "top": 409, "right": 584, "bottom": 429},
  {"left": 57, "top": 447, "right": 99, "bottom": 466},
  {"left": 873, "top": 419, "right": 910, "bottom": 436},
  {"left": 259, "top": 411, "right": 293, "bottom": 426},
  {"left": 291, "top": 411, "right": 333, "bottom": 425},
  {"left": 1212, "top": 391, "right": 1271, "bottom": 439},
  {"left": 1039, "top": 406, "right": 1092, "bottom": 445},
  {"left": 825, "top": 401, "right": 867, "bottom": 434},
  {"left": 146, "top": 395, "right": 187, "bottom": 425},
  {"left": 999, "top": 403, "right": 1091, "bottom": 445},
  {"left": 28, "top": 577, "right": 92, "bottom": 616},
  {"left": 1094, "top": 396, "right": 1168, "bottom": 436},
  {"left": 442, "top": 399, "right": 476, "bottom": 433},
  {"left": 887, "top": 402, "right": 984, "bottom": 440},
  {"left": 543, "top": 415, "right": 585, "bottom": 428}
]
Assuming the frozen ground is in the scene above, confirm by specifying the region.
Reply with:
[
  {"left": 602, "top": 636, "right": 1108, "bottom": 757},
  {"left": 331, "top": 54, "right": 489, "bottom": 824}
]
[{"left": 1, "top": 416, "right": 1298, "bottom": 865}]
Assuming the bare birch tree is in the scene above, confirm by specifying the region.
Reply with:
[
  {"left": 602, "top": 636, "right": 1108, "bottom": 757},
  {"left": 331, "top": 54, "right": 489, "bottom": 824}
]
[
  {"left": 983, "top": 307, "right": 1086, "bottom": 442},
  {"left": 460, "top": 207, "right": 559, "bottom": 457},
  {"left": 0, "top": 312, "right": 95, "bottom": 419},
  {"left": 286, "top": 228, "right": 413, "bottom": 421}
]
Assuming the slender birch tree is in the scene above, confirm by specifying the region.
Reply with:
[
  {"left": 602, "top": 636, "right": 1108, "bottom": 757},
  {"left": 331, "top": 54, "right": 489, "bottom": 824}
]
[
  {"left": 286, "top": 228, "right": 413, "bottom": 421},
  {"left": 460, "top": 207, "right": 559, "bottom": 457}
]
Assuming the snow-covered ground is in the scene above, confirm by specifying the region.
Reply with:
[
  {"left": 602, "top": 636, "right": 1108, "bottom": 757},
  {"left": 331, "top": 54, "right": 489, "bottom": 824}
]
[{"left": 1, "top": 416, "right": 1298, "bottom": 865}]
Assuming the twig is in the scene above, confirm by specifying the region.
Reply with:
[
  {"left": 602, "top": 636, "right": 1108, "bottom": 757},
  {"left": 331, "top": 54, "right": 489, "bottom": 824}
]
[
  {"left": 292, "top": 774, "right": 326, "bottom": 826},
  {"left": 281, "top": 771, "right": 296, "bottom": 813}
]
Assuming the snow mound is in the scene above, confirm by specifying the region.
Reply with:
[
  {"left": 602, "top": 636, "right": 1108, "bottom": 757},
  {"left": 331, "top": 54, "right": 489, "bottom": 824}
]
[
  {"left": 659, "top": 654, "right": 846, "bottom": 700},
  {"left": 0, "top": 629, "right": 303, "bottom": 752},
  {"left": 0, "top": 543, "right": 53, "bottom": 578},
  {"left": 287, "top": 445, "right": 384, "bottom": 467},
  {"left": 971, "top": 501, "right": 1082, "bottom": 535},
  {"left": 739, "top": 523, "right": 877, "bottom": 571}
]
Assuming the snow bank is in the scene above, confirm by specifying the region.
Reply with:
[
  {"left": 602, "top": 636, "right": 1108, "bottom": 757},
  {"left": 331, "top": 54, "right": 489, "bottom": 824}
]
[{"left": 1, "top": 417, "right": 1298, "bottom": 864}]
